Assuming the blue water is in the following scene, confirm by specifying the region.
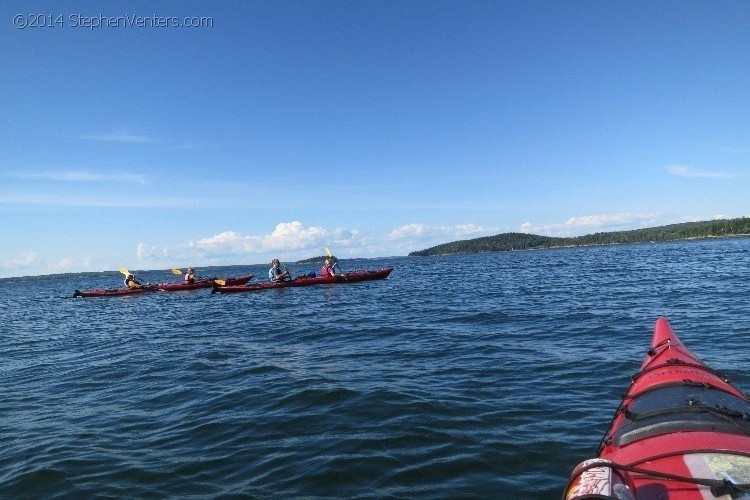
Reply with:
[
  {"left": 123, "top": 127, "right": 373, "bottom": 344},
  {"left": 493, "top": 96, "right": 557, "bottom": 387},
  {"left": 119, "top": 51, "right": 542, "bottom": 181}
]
[{"left": 2, "top": 239, "right": 750, "bottom": 498}]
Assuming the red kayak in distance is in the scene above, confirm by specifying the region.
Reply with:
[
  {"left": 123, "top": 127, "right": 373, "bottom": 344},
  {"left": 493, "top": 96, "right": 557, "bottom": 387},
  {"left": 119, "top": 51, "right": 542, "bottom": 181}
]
[
  {"left": 72, "top": 286, "right": 157, "bottom": 298},
  {"left": 212, "top": 267, "right": 394, "bottom": 294},
  {"left": 73, "top": 275, "right": 254, "bottom": 297},
  {"left": 565, "top": 317, "right": 750, "bottom": 499}
]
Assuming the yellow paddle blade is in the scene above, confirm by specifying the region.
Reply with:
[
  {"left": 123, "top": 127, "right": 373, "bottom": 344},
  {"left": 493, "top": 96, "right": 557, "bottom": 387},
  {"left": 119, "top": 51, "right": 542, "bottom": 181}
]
[
  {"left": 213, "top": 279, "right": 226, "bottom": 286},
  {"left": 119, "top": 267, "right": 130, "bottom": 276},
  {"left": 325, "top": 247, "right": 332, "bottom": 257},
  {"left": 171, "top": 268, "right": 183, "bottom": 275}
]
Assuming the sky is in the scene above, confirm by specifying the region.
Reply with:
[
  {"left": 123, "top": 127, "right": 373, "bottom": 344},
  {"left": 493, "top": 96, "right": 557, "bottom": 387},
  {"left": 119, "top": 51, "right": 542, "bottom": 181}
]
[{"left": 1, "top": 0, "right": 749, "bottom": 278}]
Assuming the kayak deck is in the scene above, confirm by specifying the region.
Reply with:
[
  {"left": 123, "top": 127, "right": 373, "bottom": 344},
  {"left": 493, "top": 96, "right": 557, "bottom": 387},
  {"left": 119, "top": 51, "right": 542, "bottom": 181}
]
[
  {"left": 213, "top": 267, "right": 393, "bottom": 294},
  {"left": 155, "top": 275, "right": 253, "bottom": 291},
  {"left": 565, "top": 318, "right": 750, "bottom": 499}
]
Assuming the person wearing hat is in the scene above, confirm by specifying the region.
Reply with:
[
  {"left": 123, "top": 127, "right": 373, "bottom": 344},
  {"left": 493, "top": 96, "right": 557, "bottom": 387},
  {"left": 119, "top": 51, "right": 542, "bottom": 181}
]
[
  {"left": 320, "top": 259, "right": 336, "bottom": 277},
  {"left": 269, "top": 259, "right": 291, "bottom": 282},
  {"left": 124, "top": 273, "right": 147, "bottom": 289},
  {"left": 184, "top": 268, "right": 196, "bottom": 284}
]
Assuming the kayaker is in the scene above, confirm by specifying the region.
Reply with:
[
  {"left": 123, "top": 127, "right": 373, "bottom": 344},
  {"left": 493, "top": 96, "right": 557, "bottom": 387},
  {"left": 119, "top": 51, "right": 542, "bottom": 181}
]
[
  {"left": 269, "top": 259, "right": 291, "bottom": 282},
  {"left": 184, "top": 268, "right": 196, "bottom": 284},
  {"left": 124, "top": 273, "right": 147, "bottom": 289},
  {"left": 320, "top": 259, "right": 336, "bottom": 277}
]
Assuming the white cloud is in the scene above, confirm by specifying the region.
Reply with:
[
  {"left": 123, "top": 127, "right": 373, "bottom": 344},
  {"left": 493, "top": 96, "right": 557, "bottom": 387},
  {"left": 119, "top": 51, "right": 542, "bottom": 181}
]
[
  {"left": 389, "top": 223, "right": 489, "bottom": 241},
  {"left": 389, "top": 223, "right": 427, "bottom": 240},
  {"left": 8, "top": 170, "right": 147, "bottom": 185},
  {"left": 564, "top": 213, "right": 660, "bottom": 229},
  {"left": 51, "top": 257, "right": 74, "bottom": 272},
  {"left": 137, "top": 243, "right": 157, "bottom": 260},
  {"left": 132, "top": 222, "right": 369, "bottom": 267},
  {"left": 665, "top": 165, "right": 735, "bottom": 179},
  {"left": 46, "top": 257, "right": 94, "bottom": 273},
  {"left": 386, "top": 223, "right": 497, "bottom": 254},
  {"left": 2, "top": 252, "right": 37, "bottom": 269},
  {"left": 0, "top": 193, "right": 200, "bottom": 208},
  {"left": 191, "top": 221, "right": 329, "bottom": 255},
  {"left": 194, "top": 230, "right": 246, "bottom": 249},
  {"left": 134, "top": 219, "right": 474, "bottom": 268},
  {"left": 521, "top": 213, "right": 662, "bottom": 236},
  {"left": 267, "top": 221, "right": 327, "bottom": 249},
  {"left": 77, "top": 132, "right": 157, "bottom": 144},
  {"left": 137, "top": 243, "right": 170, "bottom": 261},
  {"left": 520, "top": 221, "right": 565, "bottom": 235}
]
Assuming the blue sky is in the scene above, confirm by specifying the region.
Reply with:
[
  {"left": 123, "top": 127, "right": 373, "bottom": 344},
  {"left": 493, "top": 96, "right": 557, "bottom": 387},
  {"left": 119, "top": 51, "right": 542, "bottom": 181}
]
[{"left": 1, "top": 1, "right": 748, "bottom": 278}]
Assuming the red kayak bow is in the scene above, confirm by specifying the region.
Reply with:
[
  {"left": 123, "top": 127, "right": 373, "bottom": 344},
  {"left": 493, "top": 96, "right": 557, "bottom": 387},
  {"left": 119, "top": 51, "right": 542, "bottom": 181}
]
[{"left": 565, "top": 318, "right": 750, "bottom": 499}]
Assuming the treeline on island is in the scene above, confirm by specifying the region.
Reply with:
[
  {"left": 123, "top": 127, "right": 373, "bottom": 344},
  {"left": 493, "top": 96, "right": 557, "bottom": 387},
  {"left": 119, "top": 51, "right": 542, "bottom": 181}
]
[
  {"left": 408, "top": 217, "right": 750, "bottom": 257},
  {"left": 296, "top": 255, "right": 336, "bottom": 264}
]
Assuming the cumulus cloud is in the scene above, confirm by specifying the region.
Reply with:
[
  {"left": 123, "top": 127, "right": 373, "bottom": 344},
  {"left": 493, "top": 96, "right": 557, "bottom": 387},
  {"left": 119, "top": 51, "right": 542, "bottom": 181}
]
[
  {"left": 389, "top": 223, "right": 428, "bottom": 240},
  {"left": 267, "top": 221, "right": 327, "bottom": 249},
  {"left": 131, "top": 221, "right": 372, "bottom": 266},
  {"left": 136, "top": 221, "right": 497, "bottom": 266},
  {"left": 192, "top": 221, "right": 329, "bottom": 254},
  {"left": 665, "top": 165, "right": 735, "bottom": 179}
]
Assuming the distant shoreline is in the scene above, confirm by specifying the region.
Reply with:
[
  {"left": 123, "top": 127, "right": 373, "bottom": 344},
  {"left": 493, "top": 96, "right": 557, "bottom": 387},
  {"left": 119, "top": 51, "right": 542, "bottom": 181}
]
[
  {"left": 408, "top": 234, "right": 750, "bottom": 258},
  {"left": 408, "top": 218, "right": 750, "bottom": 257}
]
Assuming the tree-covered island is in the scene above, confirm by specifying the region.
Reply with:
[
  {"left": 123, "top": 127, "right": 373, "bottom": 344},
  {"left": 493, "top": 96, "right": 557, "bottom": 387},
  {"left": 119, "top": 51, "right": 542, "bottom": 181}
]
[
  {"left": 408, "top": 217, "right": 750, "bottom": 257},
  {"left": 296, "top": 255, "right": 337, "bottom": 264}
]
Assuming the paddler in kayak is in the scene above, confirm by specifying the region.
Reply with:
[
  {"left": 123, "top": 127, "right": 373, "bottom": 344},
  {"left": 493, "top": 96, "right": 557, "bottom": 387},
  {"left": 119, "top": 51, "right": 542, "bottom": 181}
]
[
  {"left": 184, "top": 268, "right": 196, "bottom": 284},
  {"left": 320, "top": 259, "right": 337, "bottom": 277},
  {"left": 269, "top": 259, "right": 291, "bottom": 282},
  {"left": 124, "top": 273, "right": 148, "bottom": 289}
]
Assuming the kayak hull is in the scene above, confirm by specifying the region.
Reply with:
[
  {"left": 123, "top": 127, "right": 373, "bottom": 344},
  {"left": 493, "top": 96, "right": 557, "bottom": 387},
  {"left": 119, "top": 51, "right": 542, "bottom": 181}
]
[
  {"left": 565, "top": 318, "right": 750, "bottom": 499},
  {"left": 73, "top": 286, "right": 156, "bottom": 298},
  {"left": 155, "top": 275, "right": 253, "bottom": 291},
  {"left": 73, "top": 275, "right": 254, "bottom": 297},
  {"left": 213, "top": 267, "right": 393, "bottom": 294}
]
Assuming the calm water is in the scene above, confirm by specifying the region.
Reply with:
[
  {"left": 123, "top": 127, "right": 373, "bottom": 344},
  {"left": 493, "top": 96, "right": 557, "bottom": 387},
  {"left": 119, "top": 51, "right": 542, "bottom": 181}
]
[{"left": 2, "top": 239, "right": 750, "bottom": 498}]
